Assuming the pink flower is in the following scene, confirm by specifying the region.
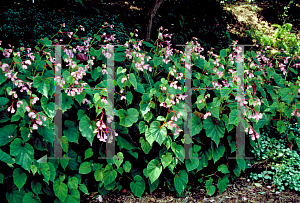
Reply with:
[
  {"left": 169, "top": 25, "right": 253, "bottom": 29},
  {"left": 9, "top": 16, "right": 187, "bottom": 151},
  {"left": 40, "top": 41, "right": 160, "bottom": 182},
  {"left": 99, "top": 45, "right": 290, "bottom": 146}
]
[
  {"left": 10, "top": 107, "right": 15, "bottom": 114},
  {"left": 32, "top": 124, "right": 38, "bottom": 130},
  {"left": 203, "top": 112, "right": 211, "bottom": 119},
  {"left": 96, "top": 121, "right": 101, "bottom": 127},
  {"left": 36, "top": 119, "right": 43, "bottom": 125},
  {"left": 17, "top": 101, "right": 23, "bottom": 108},
  {"left": 28, "top": 112, "right": 36, "bottom": 118}
]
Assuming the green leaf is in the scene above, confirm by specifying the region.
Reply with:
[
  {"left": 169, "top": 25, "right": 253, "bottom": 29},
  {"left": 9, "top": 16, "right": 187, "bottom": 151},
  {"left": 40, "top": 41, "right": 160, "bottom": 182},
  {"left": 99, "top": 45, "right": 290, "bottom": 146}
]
[
  {"left": 139, "top": 121, "right": 147, "bottom": 134},
  {"left": 0, "top": 97, "right": 9, "bottom": 106},
  {"left": 211, "top": 142, "right": 225, "bottom": 163},
  {"left": 140, "top": 94, "right": 152, "bottom": 117},
  {"left": 33, "top": 76, "right": 50, "bottom": 98},
  {"left": 53, "top": 180, "right": 68, "bottom": 203},
  {"left": 60, "top": 154, "right": 69, "bottom": 170},
  {"left": 217, "top": 164, "right": 230, "bottom": 174},
  {"left": 192, "top": 114, "right": 202, "bottom": 136},
  {"left": 64, "top": 189, "right": 80, "bottom": 203},
  {"left": 22, "top": 192, "right": 41, "bottom": 203},
  {"left": 63, "top": 120, "right": 79, "bottom": 144},
  {"left": 103, "top": 164, "right": 117, "bottom": 185},
  {"left": 143, "top": 41, "right": 154, "bottom": 48},
  {"left": 10, "top": 138, "right": 34, "bottom": 171},
  {"left": 126, "top": 91, "right": 133, "bottom": 105},
  {"left": 113, "top": 152, "right": 124, "bottom": 168},
  {"left": 61, "top": 92, "right": 74, "bottom": 113},
  {"left": 218, "top": 175, "right": 229, "bottom": 194},
  {"left": 161, "top": 153, "right": 172, "bottom": 169},
  {"left": 150, "top": 121, "right": 167, "bottom": 146},
  {"left": 185, "top": 155, "right": 199, "bottom": 172},
  {"left": 13, "top": 168, "right": 27, "bottom": 191},
  {"left": 20, "top": 127, "right": 30, "bottom": 143},
  {"left": 31, "top": 180, "right": 42, "bottom": 195},
  {"left": 228, "top": 109, "right": 238, "bottom": 125},
  {"left": 62, "top": 136, "right": 69, "bottom": 153},
  {"left": 174, "top": 170, "right": 188, "bottom": 194},
  {"left": 6, "top": 184, "right": 26, "bottom": 203},
  {"left": 140, "top": 137, "right": 152, "bottom": 154},
  {"left": 74, "top": 90, "right": 86, "bottom": 104},
  {"left": 79, "top": 115, "right": 95, "bottom": 146},
  {"left": 136, "top": 83, "right": 145, "bottom": 94},
  {"left": 67, "top": 177, "right": 79, "bottom": 190},
  {"left": 0, "top": 150, "right": 14, "bottom": 164},
  {"left": 91, "top": 66, "right": 101, "bottom": 81},
  {"left": 147, "top": 159, "right": 162, "bottom": 184},
  {"left": 130, "top": 175, "right": 145, "bottom": 198},
  {"left": 48, "top": 162, "right": 56, "bottom": 182},
  {"left": 40, "top": 97, "right": 55, "bottom": 119},
  {"left": 31, "top": 165, "right": 38, "bottom": 176},
  {"left": 203, "top": 117, "right": 225, "bottom": 147},
  {"left": 40, "top": 162, "right": 51, "bottom": 184},
  {"left": 153, "top": 55, "right": 162, "bottom": 67},
  {"left": 114, "top": 51, "right": 126, "bottom": 62},
  {"left": 37, "top": 121, "right": 55, "bottom": 146},
  {"left": 79, "top": 162, "right": 92, "bottom": 174},
  {"left": 0, "top": 111, "right": 9, "bottom": 123},
  {"left": 206, "top": 177, "right": 216, "bottom": 196},
  {"left": 79, "top": 184, "right": 89, "bottom": 195},
  {"left": 0, "top": 124, "right": 17, "bottom": 146},
  {"left": 171, "top": 142, "right": 185, "bottom": 163},
  {"left": 276, "top": 120, "right": 286, "bottom": 134},
  {"left": 220, "top": 49, "right": 227, "bottom": 58},
  {"left": 123, "top": 161, "right": 132, "bottom": 173},
  {"left": 84, "top": 148, "right": 93, "bottom": 160},
  {"left": 119, "top": 108, "right": 139, "bottom": 127},
  {"left": 94, "top": 169, "right": 103, "bottom": 181},
  {"left": 129, "top": 73, "right": 137, "bottom": 88},
  {"left": 236, "top": 158, "right": 246, "bottom": 172},
  {"left": 149, "top": 179, "right": 159, "bottom": 194},
  {"left": 115, "top": 135, "right": 138, "bottom": 150}
]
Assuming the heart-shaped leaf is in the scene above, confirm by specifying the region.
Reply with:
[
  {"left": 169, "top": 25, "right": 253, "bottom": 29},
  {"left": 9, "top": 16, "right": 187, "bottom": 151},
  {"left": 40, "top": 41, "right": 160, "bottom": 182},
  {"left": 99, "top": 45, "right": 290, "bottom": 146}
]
[
  {"left": 79, "top": 162, "right": 92, "bottom": 174},
  {"left": 161, "top": 152, "right": 172, "bottom": 169},
  {"left": 174, "top": 170, "right": 188, "bottom": 194},
  {"left": 130, "top": 175, "right": 145, "bottom": 197},
  {"left": 33, "top": 76, "right": 50, "bottom": 98},
  {"left": 211, "top": 142, "right": 225, "bottom": 163},
  {"left": 13, "top": 168, "right": 27, "bottom": 191},
  {"left": 147, "top": 159, "right": 162, "bottom": 184},
  {"left": 22, "top": 192, "right": 42, "bottom": 202},
  {"left": 113, "top": 152, "right": 124, "bottom": 168},
  {"left": 41, "top": 97, "right": 55, "bottom": 119},
  {"left": 217, "top": 164, "right": 230, "bottom": 174},
  {"left": 119, "top": 108, "right": 139, "bottom": 127},
  {"left": 206, "top": 177, "right": 216, "bottom": 196},
  {"left": 203, "top": 117, "right": 225, "bottom": 147},
  {"left": 10, "top": 138, "right": 34, "bottom": 171},
  {"left": 103, "top": 164, "right": 117, "bottom": 185},
  {"left": 149, "top": 121, "right": 167, "bottom": 146},
  {"left": 79, "top": 115, "right": 95, "bottom": 146},
  {"left": 53, "top": 180, "right": 68, "bottom": 202},
  {"left": 218, "top": 175, "right": 229, "bottom": 194}
]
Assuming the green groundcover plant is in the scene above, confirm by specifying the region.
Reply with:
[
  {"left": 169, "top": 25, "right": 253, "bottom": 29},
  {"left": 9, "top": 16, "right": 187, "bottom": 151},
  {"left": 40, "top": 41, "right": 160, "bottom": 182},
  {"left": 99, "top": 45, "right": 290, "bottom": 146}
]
[
  {"left": 0, "top": 21, "right": 300, "bottom": 202},
  {"left": 249, "top": 122, "right": 300, "bottom": 192}
]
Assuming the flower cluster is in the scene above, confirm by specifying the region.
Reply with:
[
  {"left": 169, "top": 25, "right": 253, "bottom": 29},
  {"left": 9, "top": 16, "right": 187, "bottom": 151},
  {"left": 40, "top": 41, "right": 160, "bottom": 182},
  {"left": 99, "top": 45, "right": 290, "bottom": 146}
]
[
  {"left": 245, "top": 125, "right": 260, "bottom": 141},
  {"left": 171, "top": 112, "right": 182, "bottom": 122},
  {"left": 291, "top": 109, "right": 300, "bottom": 117},
  {"left": 93, "top": 113, "right": 118, "bottom": 143},
  {"left": 26, "top": 106, "right": 46, "bottom": 136}
]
